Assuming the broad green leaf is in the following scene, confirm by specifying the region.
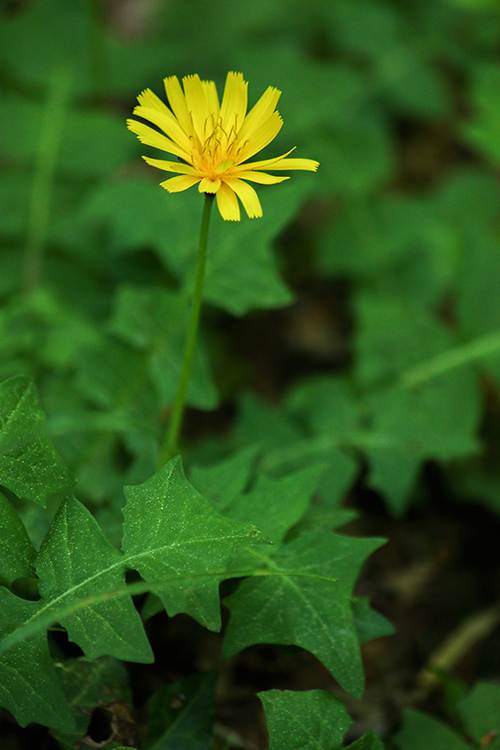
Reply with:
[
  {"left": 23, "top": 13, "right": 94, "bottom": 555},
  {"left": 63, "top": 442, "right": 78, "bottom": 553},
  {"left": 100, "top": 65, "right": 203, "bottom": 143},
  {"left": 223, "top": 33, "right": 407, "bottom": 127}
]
[
  {"left": 457, "top": 681, "right": 500, "bottom": 743},
  {"left": 0, "top": 376, "right": 73, "bottom": 506},
  {"left": 0, "top": 589, "right": 74, "bottom": 730},
  {"left": 394, "top": 708, "right": 471, "bottom": 750},
  {"left": 224, "top": 531, "right": 385, "bottom": 697},
  {"left": 37, "top": 496, "right": 153, "bottom": 663},
  {"left": 146, "top": 672, "right": 216, "bottom": 750},
  {"left": 123, "top": 459, "right": 267, "bottom": 631},
  {"left": 259, "top": 689, "right": 352, "bottom": 749},
  {"left": 0, "top": 492, "right": 36, "bottom": 587}
]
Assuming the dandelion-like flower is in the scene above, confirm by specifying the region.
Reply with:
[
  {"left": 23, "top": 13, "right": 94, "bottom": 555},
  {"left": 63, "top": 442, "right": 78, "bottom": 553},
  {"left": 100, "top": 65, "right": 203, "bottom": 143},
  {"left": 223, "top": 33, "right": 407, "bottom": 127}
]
[{"left": 127, "top": 72, "right": 319, "bottom": 221}]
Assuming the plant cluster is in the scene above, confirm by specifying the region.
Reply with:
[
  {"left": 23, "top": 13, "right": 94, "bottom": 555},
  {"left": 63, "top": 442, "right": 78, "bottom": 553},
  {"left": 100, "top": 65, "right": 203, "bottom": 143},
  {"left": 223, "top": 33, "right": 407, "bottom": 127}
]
[{"left": 2, "top": 0, "right": 500, "bottom": 748}]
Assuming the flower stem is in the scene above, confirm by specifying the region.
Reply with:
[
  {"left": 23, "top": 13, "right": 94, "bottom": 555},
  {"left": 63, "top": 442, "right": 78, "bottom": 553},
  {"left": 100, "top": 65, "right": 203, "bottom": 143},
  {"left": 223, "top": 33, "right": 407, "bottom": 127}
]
[
  {"left": 160, "top": 194, "right": 215, "bottom": 465},
  {"left": 23, "top": 67, "right": 71, "bottom": 292}
]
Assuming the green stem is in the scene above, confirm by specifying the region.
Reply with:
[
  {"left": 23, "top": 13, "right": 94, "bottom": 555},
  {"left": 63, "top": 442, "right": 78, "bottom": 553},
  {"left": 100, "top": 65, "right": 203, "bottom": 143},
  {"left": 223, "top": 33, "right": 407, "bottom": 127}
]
[
  {"left": 160, "top": 194, "right": 215, "bottom": 464},
  {"left": 401, "top": 329, "right": 500, "bottom": 389},
  {"left": 23, "top": 67, "right": 71, "bottom": 292}
]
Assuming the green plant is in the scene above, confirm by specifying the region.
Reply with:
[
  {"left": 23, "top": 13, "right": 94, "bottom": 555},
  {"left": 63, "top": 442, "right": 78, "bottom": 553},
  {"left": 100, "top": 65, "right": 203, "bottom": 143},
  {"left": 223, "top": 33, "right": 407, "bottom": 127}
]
[{"left": 3, "top": 0, "right": 500, "bottom": 748}]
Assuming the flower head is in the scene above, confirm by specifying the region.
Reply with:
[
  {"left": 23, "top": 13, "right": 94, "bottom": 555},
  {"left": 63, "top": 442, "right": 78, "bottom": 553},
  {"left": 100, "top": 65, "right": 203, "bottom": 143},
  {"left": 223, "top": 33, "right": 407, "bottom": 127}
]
[{"left": 127, "top": 72, "right": 319, "bottom": 221}]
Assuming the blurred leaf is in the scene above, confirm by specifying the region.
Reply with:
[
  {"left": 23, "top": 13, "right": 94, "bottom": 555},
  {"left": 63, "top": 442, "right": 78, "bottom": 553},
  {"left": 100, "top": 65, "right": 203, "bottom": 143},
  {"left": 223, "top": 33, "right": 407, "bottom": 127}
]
[
  {"left": 463, "top": 64, "right": 500, "bottom": 164},
  {"left": 0, "top": 94, "right": 133, "bottom": 177},
  {"left": 51, "top": 656, "right": 132, "bottom": 750},
  {"left": 457, "top": 681, "right": 500, "bottom": 743},
  {"left": 110, "top": 285, "right": 219, "bottom": 410},
  {"left": 223, "top": 463, "right": 325, "bottom": 544},
  {"left": 0, "top": 376, "right": 73, "bottom": 506},
  {"left": 394, "top": 707, "right": 471, "bottom": 750}
]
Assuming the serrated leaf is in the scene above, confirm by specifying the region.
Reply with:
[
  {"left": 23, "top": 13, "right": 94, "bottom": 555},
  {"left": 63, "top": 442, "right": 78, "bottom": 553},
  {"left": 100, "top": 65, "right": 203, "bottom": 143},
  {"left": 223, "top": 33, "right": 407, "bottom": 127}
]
[
  {"left": 0, "top": 589, "right": 74, "bottom": 730},
  {"left": 146, "top": 672, "right": 216, "bottom": 750},
  {"left": 0, "top": 492, "right": 36, "bottom": 587},
  {"left": 0, "top": 458, "right": 266, "bottom": 729},
  {"left": 0, "top": 376, "right": 73, "bottom": 506},
  {"left": 259, "top": 689, "right": 352, "bottom": 750},
  {"left": 123, "top": 458, "right": 267, "bottom": 631},
  {"left": 37, "top": 496, "right": 153, "bottom": 663},
  {"left": 224, "top": 531, "right": 385, "bottom": 697}
]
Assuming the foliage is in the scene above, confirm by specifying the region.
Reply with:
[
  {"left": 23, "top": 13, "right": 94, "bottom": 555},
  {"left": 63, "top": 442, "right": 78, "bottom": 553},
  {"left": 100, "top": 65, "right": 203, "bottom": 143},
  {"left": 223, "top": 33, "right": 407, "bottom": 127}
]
[{"left": 2, "top": 0, "right": 500, "bottom": 747}]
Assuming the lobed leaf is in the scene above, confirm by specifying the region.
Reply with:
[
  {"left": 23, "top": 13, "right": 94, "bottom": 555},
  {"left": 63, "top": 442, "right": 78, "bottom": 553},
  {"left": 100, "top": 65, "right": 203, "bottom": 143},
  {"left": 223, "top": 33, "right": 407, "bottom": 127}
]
[{"left": 224, "top": 531, "right": 385, "bottom": 697}]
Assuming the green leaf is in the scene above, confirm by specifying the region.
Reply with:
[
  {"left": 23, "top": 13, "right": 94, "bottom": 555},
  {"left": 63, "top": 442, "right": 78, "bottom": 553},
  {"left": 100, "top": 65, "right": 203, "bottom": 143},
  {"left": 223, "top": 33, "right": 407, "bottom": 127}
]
[
  {"left": 110, "top": 285, "right": 218, "bottom": 411},
  {"left": 223, "top": 464, "right": 325, "bottom": 544},
  {"left": 462, "top": 64, "right": 500, "bottom": 165},
  {"left": 0, "top": 94, "right": 133, "bottom": 178},
  {"left": 37, "top": 496, "right": 153, "bottom": 663},
  {"left": 123, "top": 459, "right": 267, "bottom": 631},
  {"left": 224, "top": 531, "right": 385, "bottom": 697},
  {"left": 0, "top": 589, "right": 74, "bottom": 730},
  {"left": 347, "top": 732, "right": 386, "bottom": 749},
  {"left": 0, "top": 376, "right": 73, "bottom": 506},
  {"left": 189, "top": 446, "right": 260, "bottom": 510},
  {"left": 259, "top": 689, "right": 352, "bottom": 749},
  {"left": 457, "top": 681, "right": 500, "bottom": 743},
  {"left": 394, "top": 708, "right": 471, "bottom": 750},
  {"left": 0, "top": 492, "right": 36, "bottom": 587},
  {"left": 146, "top": 672, "right": 216, "bottom": 750},
  {"left": 352, "top": 597, "right": 396, "bottom": 643},
  {"left": 0, "top": 458, "right": 266, "bottom": 728}
]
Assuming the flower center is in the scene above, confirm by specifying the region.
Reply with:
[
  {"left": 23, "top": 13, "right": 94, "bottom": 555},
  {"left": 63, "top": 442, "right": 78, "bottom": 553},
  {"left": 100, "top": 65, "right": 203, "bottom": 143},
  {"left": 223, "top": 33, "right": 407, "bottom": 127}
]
[{"left": 191, "top": 116, "right": 241, "bottom": 178}]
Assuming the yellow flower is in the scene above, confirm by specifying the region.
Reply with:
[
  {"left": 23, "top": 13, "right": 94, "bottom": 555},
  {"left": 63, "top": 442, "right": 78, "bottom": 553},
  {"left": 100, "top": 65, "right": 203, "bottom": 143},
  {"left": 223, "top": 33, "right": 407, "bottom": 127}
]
[{"left": 127, "top": 72, "right": 319, "bottom": 221}]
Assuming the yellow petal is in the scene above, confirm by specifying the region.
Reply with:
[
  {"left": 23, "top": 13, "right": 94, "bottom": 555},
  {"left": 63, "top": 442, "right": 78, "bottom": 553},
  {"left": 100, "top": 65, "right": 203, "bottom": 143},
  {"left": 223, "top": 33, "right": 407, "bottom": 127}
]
[
  {"left": 220, "top": 72, "right": 248, "bottom": 137},
  {"left": 224, "top": 177, "right": 262, "bottom": 218},
  {"left": 198, "top": 177, "right": 221, "bottom": 193},
  {"left": 127, "top": 119, "right": 187, "bottom": 160},
  {"left": 182, "top": 74, "right": 213, "bottom": 144},
  {"left": 238, "top": 86, "right": 281, "bottom": 143},
  {"left": 132, "top": 104, "right": 192, "bottom": 154},
  {"left": 216, "top": 182, "right": 241, "bottom": 221},
  {"left": 137, "top": 88, "right": 169, "bottom": 113},
  {"left": 234, "top": 148, "right": 296, "bottom": 172},
  {"left": 231, "top": 171, "right": 289, "bottom": 185},
  {"left": 201, "top": 79, "right": 220, "bottom": 121},
  {"left": 164, "top": 75, "right": 191, "bottom": 134},
  {"left": 160, "top": 175, "right": 200, "bottom": 192},
  {"left": 142, "top": 156, "right": 199, "bottom": 175},
  {"left": 258, "top": 157, "right": 319, "bottom": 171},
  {"left": 237, "top": 111, "right": 283, "bottom": 163}
]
